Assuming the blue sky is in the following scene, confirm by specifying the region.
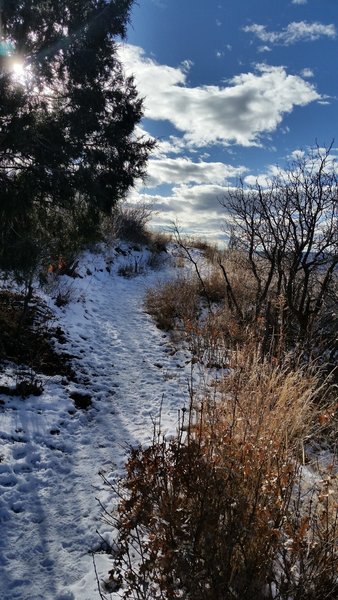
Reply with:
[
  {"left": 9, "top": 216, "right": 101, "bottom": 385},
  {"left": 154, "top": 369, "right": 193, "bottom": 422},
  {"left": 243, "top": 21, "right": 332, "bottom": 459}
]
[{"left": 119, "top": 0, "right": 338, "bottom": 241}]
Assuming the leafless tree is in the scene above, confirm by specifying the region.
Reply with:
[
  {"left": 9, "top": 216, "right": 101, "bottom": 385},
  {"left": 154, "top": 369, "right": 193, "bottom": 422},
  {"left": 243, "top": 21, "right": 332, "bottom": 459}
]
[{"left": 220, "top": 144, "right": 338, "bottom": 355}]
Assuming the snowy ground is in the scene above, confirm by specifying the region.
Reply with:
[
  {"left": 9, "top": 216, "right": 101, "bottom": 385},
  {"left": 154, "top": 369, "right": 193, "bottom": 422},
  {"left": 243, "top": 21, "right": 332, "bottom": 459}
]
[{"left": 0, "top": 243, "right": 199, "bottom": 600}]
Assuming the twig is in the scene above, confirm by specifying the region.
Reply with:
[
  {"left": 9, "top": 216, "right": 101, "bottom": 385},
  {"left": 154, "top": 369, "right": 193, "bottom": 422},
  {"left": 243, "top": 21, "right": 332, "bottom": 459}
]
[{"left": 92, "top": 552, "right": 109, "bottom": 600}]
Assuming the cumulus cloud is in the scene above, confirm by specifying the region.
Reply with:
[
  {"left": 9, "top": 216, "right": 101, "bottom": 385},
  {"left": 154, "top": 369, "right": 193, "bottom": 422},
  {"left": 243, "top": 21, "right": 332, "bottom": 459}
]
[
  {"left": 243, "top": 165, "right": 282, "bottom": 187},
  {"left": 130, "top": 183, "right": 229, "bottom": 211},
  {"left": 171, "top": 183, "right": 230, "bottom": 214},
  {"left": 119, "top": 44, "right": 321, "bottom": 147},
  {"left": 128, "top": 144, "right": 338, "bottom": 242},
  {"left": 152, "top": 137, "right": 186, "bottom": 158},
  {"left": 292, "top": 0, "right": 307, "bottom": 4},
  {"left": 290, "top": 149, "right": 305, "bottom": 160},
  {"left": 243, "top": 21, "right": 336, "bottom": 46},
  {"left": 146, "top": 157, "right": 247, "bottom": 187},
  {"left": 128, "top": 182, "right": 233, "bottom": 241}
]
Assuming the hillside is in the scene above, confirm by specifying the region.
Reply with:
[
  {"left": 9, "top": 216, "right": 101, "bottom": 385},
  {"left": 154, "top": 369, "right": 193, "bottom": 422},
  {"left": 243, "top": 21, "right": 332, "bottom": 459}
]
[
  {"left": 0, "top": 239, "right": 337, "bottom": 600},
  {"left": 0, "top": 242, "right": 195, "bottom": 600}
]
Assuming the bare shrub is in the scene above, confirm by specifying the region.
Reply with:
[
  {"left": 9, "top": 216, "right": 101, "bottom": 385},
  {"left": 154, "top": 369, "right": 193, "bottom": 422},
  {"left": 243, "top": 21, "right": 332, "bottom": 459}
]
[
  {"left": 44, "top": 275, "right": 76, "bottom": 307},
  {"left": 183, "top": 310, "right": 234, "bottom": 367},
  {"left": 144, "top": 252, "right": 166, "bottom": 271},
  {"left": 170, "top": 226, "right": 262, "bottom": 341},
  {"left": 221, "top": 145, "right": 338, "bottom": 354},
  {"left": 0, "top": 291, "right": 73, "bottom": 378},
  {"left": 112, "top": 204, "right": 153, "bottom": 244},
  {"left": 275, "top": 463, "right": 338, "bottom": 600},
  {"left": 218, "top": 249, "right": 258, "bottom": 317},
  {"left": 147, "top": 231, "right": 171, "bottom": 254},
  {"left": 107, "top": 356, "right": 338, "bottom": 600}
]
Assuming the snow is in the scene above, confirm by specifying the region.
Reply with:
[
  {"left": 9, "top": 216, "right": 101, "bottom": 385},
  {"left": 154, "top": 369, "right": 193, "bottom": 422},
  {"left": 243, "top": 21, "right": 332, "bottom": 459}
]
[{"left": 0, "top": 243, "right": 196, "bottom": 600}]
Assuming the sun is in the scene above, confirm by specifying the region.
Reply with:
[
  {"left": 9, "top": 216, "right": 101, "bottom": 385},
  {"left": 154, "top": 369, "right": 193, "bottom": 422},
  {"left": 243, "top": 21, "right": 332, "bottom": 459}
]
[
  {"left": 11, "top": 60, "right": 25, "bottom": 76},
  {"left": 8, "top": 58, "right": 31, "bottom": 85},
  {"left": 11, "top": 59, "right": 26, "bottom": 80}
]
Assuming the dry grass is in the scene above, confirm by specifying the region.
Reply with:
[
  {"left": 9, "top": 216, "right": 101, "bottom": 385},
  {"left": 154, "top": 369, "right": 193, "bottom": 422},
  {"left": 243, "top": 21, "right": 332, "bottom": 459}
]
[
  {"left": 217, "top": 348, "right": 320, "bottom": 447},
  {"left": 144, "top": 262, "right": 253, "bottom": 359},
  {"left": 107, "top": 354, "right": 337, "bottom": 600},
  {"left": 144, "top": 276, "right": 200, "bottom": 331},
  {"left": 188, "top": 236, "right": 220, "bottom": 262},
  {"left": 200, "top": 267, "right": 226, "bottom": 303},
  {"left": 144, "top": 270, "right": 235, "bottom": 366},
  {"left": 147, "top": 230, "right": 172, "bottom": 253}
]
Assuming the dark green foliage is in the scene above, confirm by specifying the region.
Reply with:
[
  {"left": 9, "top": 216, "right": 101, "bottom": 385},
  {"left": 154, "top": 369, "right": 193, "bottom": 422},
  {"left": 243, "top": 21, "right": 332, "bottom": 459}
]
[{"left": 0, "top": 0, "right": 153, "bottom": 271}]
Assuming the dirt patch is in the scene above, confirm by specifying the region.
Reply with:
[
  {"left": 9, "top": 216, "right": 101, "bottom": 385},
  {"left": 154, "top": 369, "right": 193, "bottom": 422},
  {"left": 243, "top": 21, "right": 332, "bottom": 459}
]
[
  {"left": 69, "top": 391, "right": 92, "bottom": 410},
  {"left": 0, "top": 290, "right": 74, "bottom": 379}
]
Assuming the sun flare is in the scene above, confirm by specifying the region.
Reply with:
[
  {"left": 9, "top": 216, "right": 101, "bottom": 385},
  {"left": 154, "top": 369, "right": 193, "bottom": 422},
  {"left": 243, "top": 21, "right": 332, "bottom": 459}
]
[
  {"left": 12, "top": 60, "right": 25, "bottom": 76},
  {"left": 11, "top": 59, "right": 25, "bottom": 79},
  {"left": 9, "top": 58, "right": 31, "bottom": 85}
]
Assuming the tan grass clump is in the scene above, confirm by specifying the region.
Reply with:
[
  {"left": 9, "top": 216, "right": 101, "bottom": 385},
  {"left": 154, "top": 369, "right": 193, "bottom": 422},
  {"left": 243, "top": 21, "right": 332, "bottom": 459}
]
[
  {"left": 144, "top": 276, "right": 200, "bottom": 331},
  {"left": 199, "top": 267, "right": 226, "bottom": 304},
  {"left": 215, "top": 348, "right": 319, "bottom": 449}
]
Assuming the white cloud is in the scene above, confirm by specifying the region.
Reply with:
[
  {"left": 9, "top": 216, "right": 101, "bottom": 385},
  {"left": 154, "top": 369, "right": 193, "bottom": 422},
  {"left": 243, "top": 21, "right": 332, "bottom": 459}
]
[
  {"left": 130, "top": 183, "right": 231, "bottom": 241},
  {"left": 119, "top": 44, "right": 321, "bottom": 148},
  {"left": 292, "top": 0, "right": 307, "bottom": 4},
  {"left": 243, "top": 146, "right": 338, "bottom": 187},
  {"left": 258, "top": 45, "right": 272, "bottom": 53},
  {"left": 243, "top": 164, "right": 282, "bottom": 187},
  {"left": 130, "top": 145, "right": 338, "bottom": 242},
  {"left": 146, "top": 157, "right": 247, "bottom": 187},
  {"left": 181, "top": 59, "right": 194, "bottom": 72},
  {"left": 301, "top": 68, "right": 314, "bottom": 78},
  {"left": 171, "top": 183, "right": 230, "bottom": 214},
  {"left": 152, "top": 136, "right": 186, "bottom": 158},
  {"left": 290, "top": 149, "right": 305, "bottom": 160},
  {"left": 243, "top": 21, "right": 336, "bottom": 46}
]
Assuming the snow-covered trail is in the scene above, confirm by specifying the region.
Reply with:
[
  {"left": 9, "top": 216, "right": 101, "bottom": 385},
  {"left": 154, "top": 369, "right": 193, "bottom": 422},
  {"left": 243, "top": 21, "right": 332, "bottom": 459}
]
[
  {"left": 0, "top": 246, "right": 193, "bottom": 600},
  {"left": 74, "top": 274, "right": 188, "bottom": 450}
]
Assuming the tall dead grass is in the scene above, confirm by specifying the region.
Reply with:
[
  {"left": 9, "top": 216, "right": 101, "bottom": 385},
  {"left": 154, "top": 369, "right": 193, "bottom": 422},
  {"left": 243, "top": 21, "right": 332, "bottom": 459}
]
[
  {"left": 106, "top": 353, "right": 337, "bottom": 600},
  {"left": 144, "top": 274, "right": 235, "bottom": 366},
  {"left": 144, "top": 276, "right": 200, "bottom": 331},
  {"left": 220, "top": 348, "right": 319, "bottom": 447},
  {"left": 144, "top": 264, "right": 254, "bottom": 363}
]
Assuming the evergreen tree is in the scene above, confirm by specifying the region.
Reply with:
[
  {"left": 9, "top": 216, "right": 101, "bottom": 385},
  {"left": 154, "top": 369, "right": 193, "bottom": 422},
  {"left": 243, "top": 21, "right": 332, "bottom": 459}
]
[{"left": 0, "top": 0, "right": 153, "bottom": 269}]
